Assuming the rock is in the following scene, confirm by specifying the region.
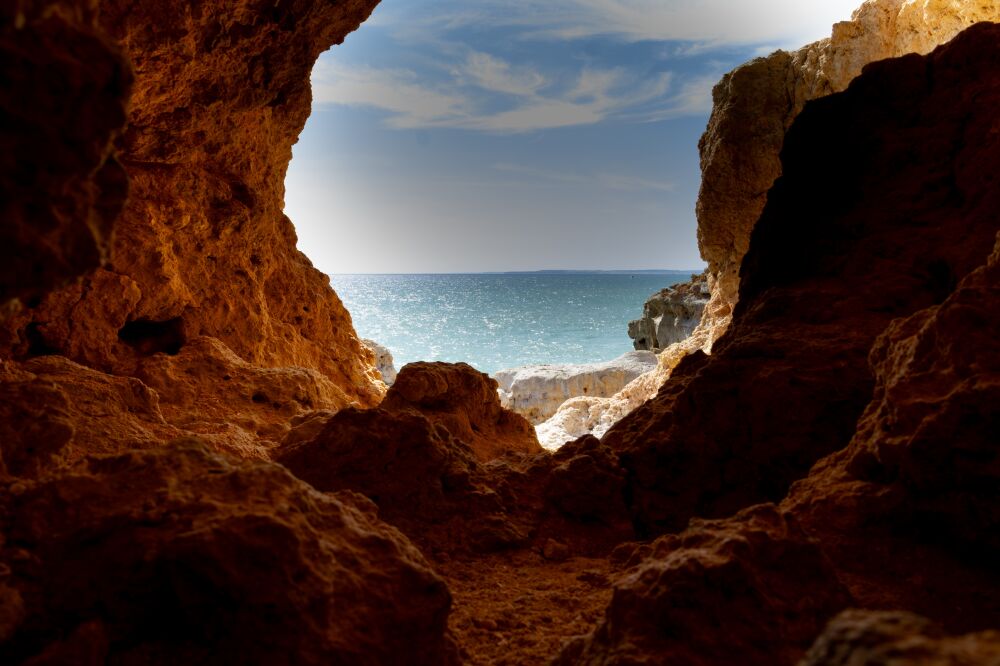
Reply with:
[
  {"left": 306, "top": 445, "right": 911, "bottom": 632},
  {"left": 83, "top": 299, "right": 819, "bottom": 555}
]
[
  {"left": 0, "top": 356, "right": 182, "bottom": 478},
  {"left": 0, "top": 441, "right": 458, "bottom": 665},
  {"left": 541, "top": 539, "right": 570, "bottom": 562},
  {"left": 801, "top": 610, "right": 1000, "bottom": 665},
  {"left": 628, "top": 273, "right": 709, "bottom": 351},
  {"left": 386, "top": 362, "right": 541, "bottom": 461},
  {"left": 494, "top": 352, "right": 658, "bottom": 428},
  {"left": 695, "top": 0, "right": 1000, "bottom": 349},
  {"left": 775, "top": 233, "right": 1000, "bottom": 627},
  {"left": 361, "top": 338, "right": 397, "bottom": 385},
  {"left": 556, "top": 505, "right": 851, "bottom": 666},
  {"left": 0, "top": 4, "right": 132, "bottom": 310},
  {"left": 544, "top": 435, "right": 628, "bottom": 528},
  {"left": 276, "top": 363, "right": 543, "bottom": 553},
  {"left": 837, "top": 232, "right": 1000, "bottom": 555},
  {"left": 604, "top": 23, "right": 1000, "bottom": 536},
  {"left": 538, "top": 1, "right": 1000, "bottom": 454},
  {"left": 1, "top": 0, "right": 386, "bottom": 433}
]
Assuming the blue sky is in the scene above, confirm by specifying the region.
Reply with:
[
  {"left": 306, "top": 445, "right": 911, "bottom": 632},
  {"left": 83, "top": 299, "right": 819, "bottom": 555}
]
[{"left": 284, "top": 0, "right": 861, "bottom": 273}]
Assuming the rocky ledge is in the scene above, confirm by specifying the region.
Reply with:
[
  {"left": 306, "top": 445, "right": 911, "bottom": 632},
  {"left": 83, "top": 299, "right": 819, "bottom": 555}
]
[
  {"left": 494, "top": 351, "right": 658, "bottom": 430},
  {"left": 627, "top": 272, "right": 709, "bottom": 351}
]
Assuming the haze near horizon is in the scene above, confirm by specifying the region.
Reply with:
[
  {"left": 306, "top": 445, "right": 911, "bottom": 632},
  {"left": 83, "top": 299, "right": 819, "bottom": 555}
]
[{"left": 284, "top": 0, "right": 860, "bottom": 274}]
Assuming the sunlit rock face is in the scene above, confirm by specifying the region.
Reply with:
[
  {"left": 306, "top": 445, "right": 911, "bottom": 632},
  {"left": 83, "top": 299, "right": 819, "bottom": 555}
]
[
  {"left": 0, "top": 0, "right": 385, "bottom": 454},
  {"left": 495, "top": 351, "right": 658, "bottom": 428}
]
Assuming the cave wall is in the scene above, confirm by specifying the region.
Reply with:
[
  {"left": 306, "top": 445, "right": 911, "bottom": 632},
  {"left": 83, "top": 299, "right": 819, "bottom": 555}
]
[
  {"left": 536, "top": 0, "right": 1000, "bottom": 451},
  {"left": 696, "top": 0, "right": 1000, "bottom": 343},
  {"left": 1, "top": 0, "right": 385, "bottom": 455}
]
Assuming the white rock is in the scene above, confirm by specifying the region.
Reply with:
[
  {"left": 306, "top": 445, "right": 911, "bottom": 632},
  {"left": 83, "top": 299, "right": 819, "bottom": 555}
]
[
  {"left": 493, "top": 351, "right": 658, "bottom": 426},
  {"left": 360, "top": 339, "right": 397, "bottom": 385}
]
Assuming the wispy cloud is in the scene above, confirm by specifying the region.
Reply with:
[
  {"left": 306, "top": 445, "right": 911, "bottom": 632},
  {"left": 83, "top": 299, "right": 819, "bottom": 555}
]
[
  {"left": 312, "top": 55, "right": 684, "bottom": 132},
  {"left": 382, "top": 0, "right": 862, "bottom": 49},
  {"left": 494, "top": 163, "right": 674, "bottom": 192},
  {"left": 312, "top": 62, "right": 468, "bottom": 128}
]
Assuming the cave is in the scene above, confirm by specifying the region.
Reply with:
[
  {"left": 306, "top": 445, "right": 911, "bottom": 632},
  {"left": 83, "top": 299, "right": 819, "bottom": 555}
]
[{"left": 1, "top": 1, "right": 1000, "bottom": 664}]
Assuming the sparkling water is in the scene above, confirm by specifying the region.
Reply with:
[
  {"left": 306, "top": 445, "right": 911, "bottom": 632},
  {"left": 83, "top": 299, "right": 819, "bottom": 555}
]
[{"left": 330, "top": 272, "right": 695, "bottom": 376}]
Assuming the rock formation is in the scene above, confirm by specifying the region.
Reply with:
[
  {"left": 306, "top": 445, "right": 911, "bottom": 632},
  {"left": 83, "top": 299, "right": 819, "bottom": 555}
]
[
  {"left": 3, "top": 0, "right": 1000, "bottom": 663},
  {"left": 0, "top": 442, "right": 458, "bottom": 665},
  {"left": 0, "top": 0, "right": 386, "bottom": 450},
  {"left": 536, "top": 0, "right": 1000, "bottom": 450},
  {"left": 801, "top": 610, "right": 1000, "bottom": 665},
  {"left": 558, "top": 505, "right": 851, "bottom": 666},
  {"left": 696, "top": 0, "right": 1000, "bottom": 344},
  {"left": 559, "top": 23, "right": 1000, "bottom": 665},
  {"left": 494, "top": 351, "right": 658, "bottom": 429},
  {"left": 361, "top": 338, "right": 397, "bottom": 384},
  {"left": 627, "top": 272, "right": 708, "bottom": 351},
  {"left": 603, "top": 21, "right": 1000, "bottom": 535}
]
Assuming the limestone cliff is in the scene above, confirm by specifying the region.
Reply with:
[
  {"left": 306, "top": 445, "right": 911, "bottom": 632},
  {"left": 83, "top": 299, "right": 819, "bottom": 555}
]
[
  {"left": 494, "top": 351, "right": 657, "bottom": 428},
  {"left": 627, "top": 272, "right": 708, "bottom": 351}
]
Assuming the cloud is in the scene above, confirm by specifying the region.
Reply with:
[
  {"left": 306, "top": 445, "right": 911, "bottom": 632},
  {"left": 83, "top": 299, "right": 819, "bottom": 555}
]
[
  {"left": 384, "top": 0, "right": 863, "bottom": 49},
  {"left": 311, "top": 61, "right": 468, "bottom": 129},
  {"left": 493, "top": 163, "right": 674, "bottom": 192},
  {"left": 312, "top": 54, "right": 681, "bottom": 132},
  {"left": 458, "top": 51, "right": 548, "bottom": 96}
]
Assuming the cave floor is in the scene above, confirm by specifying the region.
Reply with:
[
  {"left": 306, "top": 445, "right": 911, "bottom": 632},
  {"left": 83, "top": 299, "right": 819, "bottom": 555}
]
[{"left": 439, "top": 550, "right": 614, "bottom": 664}]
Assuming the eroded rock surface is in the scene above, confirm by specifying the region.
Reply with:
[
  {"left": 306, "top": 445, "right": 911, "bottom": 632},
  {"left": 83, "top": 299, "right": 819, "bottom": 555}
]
[
  {"left": 0, "top": 442, "right": 457, "bottom": 665},
  {"left": 1, "top": 0, "right": 385, "bottom": 439},
  {"left": 361, "top": 338, "right": 397, "bottom": 385},
  {"left": 385, "top": 362, "right": 541, "bottom": 461},
  {"left": 0, "top": 3, "right": 132, "bottom": 310},
  {"left": 495, "top": 351, "right": 658, "bottom": 429},
  {"left": 627, "top": 273, "right": 708, "bottom": 351},
  {"left": 802, "top": 610, "right": 1000, "bottom": 666},
  {"left": 605, "top": 23, "right": 1000, "bottom": 536},
  {"left": 558, "top": 505, "right": 850, "bottom": 666},
  {"left": 696, "top": 0, "right": 1000, "bottom": 342}
]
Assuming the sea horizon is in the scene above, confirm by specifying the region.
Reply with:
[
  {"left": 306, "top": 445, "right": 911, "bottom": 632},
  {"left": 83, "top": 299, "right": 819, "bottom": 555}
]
[
  {"left": 328, "top": 268, "right": 704, "bottom": 276},
  {"left": 330, "top": 272, "right": 692, "bottom": 375}
]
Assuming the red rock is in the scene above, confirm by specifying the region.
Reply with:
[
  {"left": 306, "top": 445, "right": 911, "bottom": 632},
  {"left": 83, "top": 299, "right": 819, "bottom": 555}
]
[
  {"left": 801, "top": 610, "right": 1000, "bottom": 666},
  {"left": 276, "top": 405, "right": 528, "bottom": 552},
  {"left": 1, "top": 0, "right": 385, "bottom": 446},
  {"left": 557, "top": 505, "right": 850, "bottom": 666},
  {"left": 0, "top": 3, "right": 132, "bottom": 309},
  {"left": 0, "top": 441, "right": 458, "bottom": 665},
  {"left": 384, "top": 362, "right": 542, "bottom": 461},
  {"left": 604, "top": 23, "right": 1000, "bottom": 537}
]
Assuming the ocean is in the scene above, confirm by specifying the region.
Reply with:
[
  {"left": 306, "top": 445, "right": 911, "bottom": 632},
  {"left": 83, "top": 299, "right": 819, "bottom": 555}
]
[{"left": 330, "top": 272, "right": 696, "bottom": 376}]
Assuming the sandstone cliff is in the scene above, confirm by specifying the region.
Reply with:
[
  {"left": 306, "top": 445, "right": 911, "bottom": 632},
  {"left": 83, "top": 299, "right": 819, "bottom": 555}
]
[
  {"left": 535, "top": 0, "right": 1000, "bottom": 450},
  {"left": 0, "top": 0, "right": 385, "bottom": 457}
]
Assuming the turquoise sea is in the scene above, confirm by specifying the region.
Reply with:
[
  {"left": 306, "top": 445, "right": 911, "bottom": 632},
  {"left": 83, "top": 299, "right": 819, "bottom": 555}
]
[{"left": 330, "top": 272, "right": 696, "bottom": 376}]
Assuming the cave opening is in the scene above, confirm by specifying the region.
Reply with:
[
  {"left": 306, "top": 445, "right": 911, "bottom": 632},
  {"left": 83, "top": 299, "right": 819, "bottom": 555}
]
[{"left": 278, "top": 1, "right": 759, "bottom": 447}]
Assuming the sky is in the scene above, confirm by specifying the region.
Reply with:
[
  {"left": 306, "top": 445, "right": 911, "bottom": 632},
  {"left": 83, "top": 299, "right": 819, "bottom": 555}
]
[{"left": 284, "top": 0, "right": 862, "bottom": 274}]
